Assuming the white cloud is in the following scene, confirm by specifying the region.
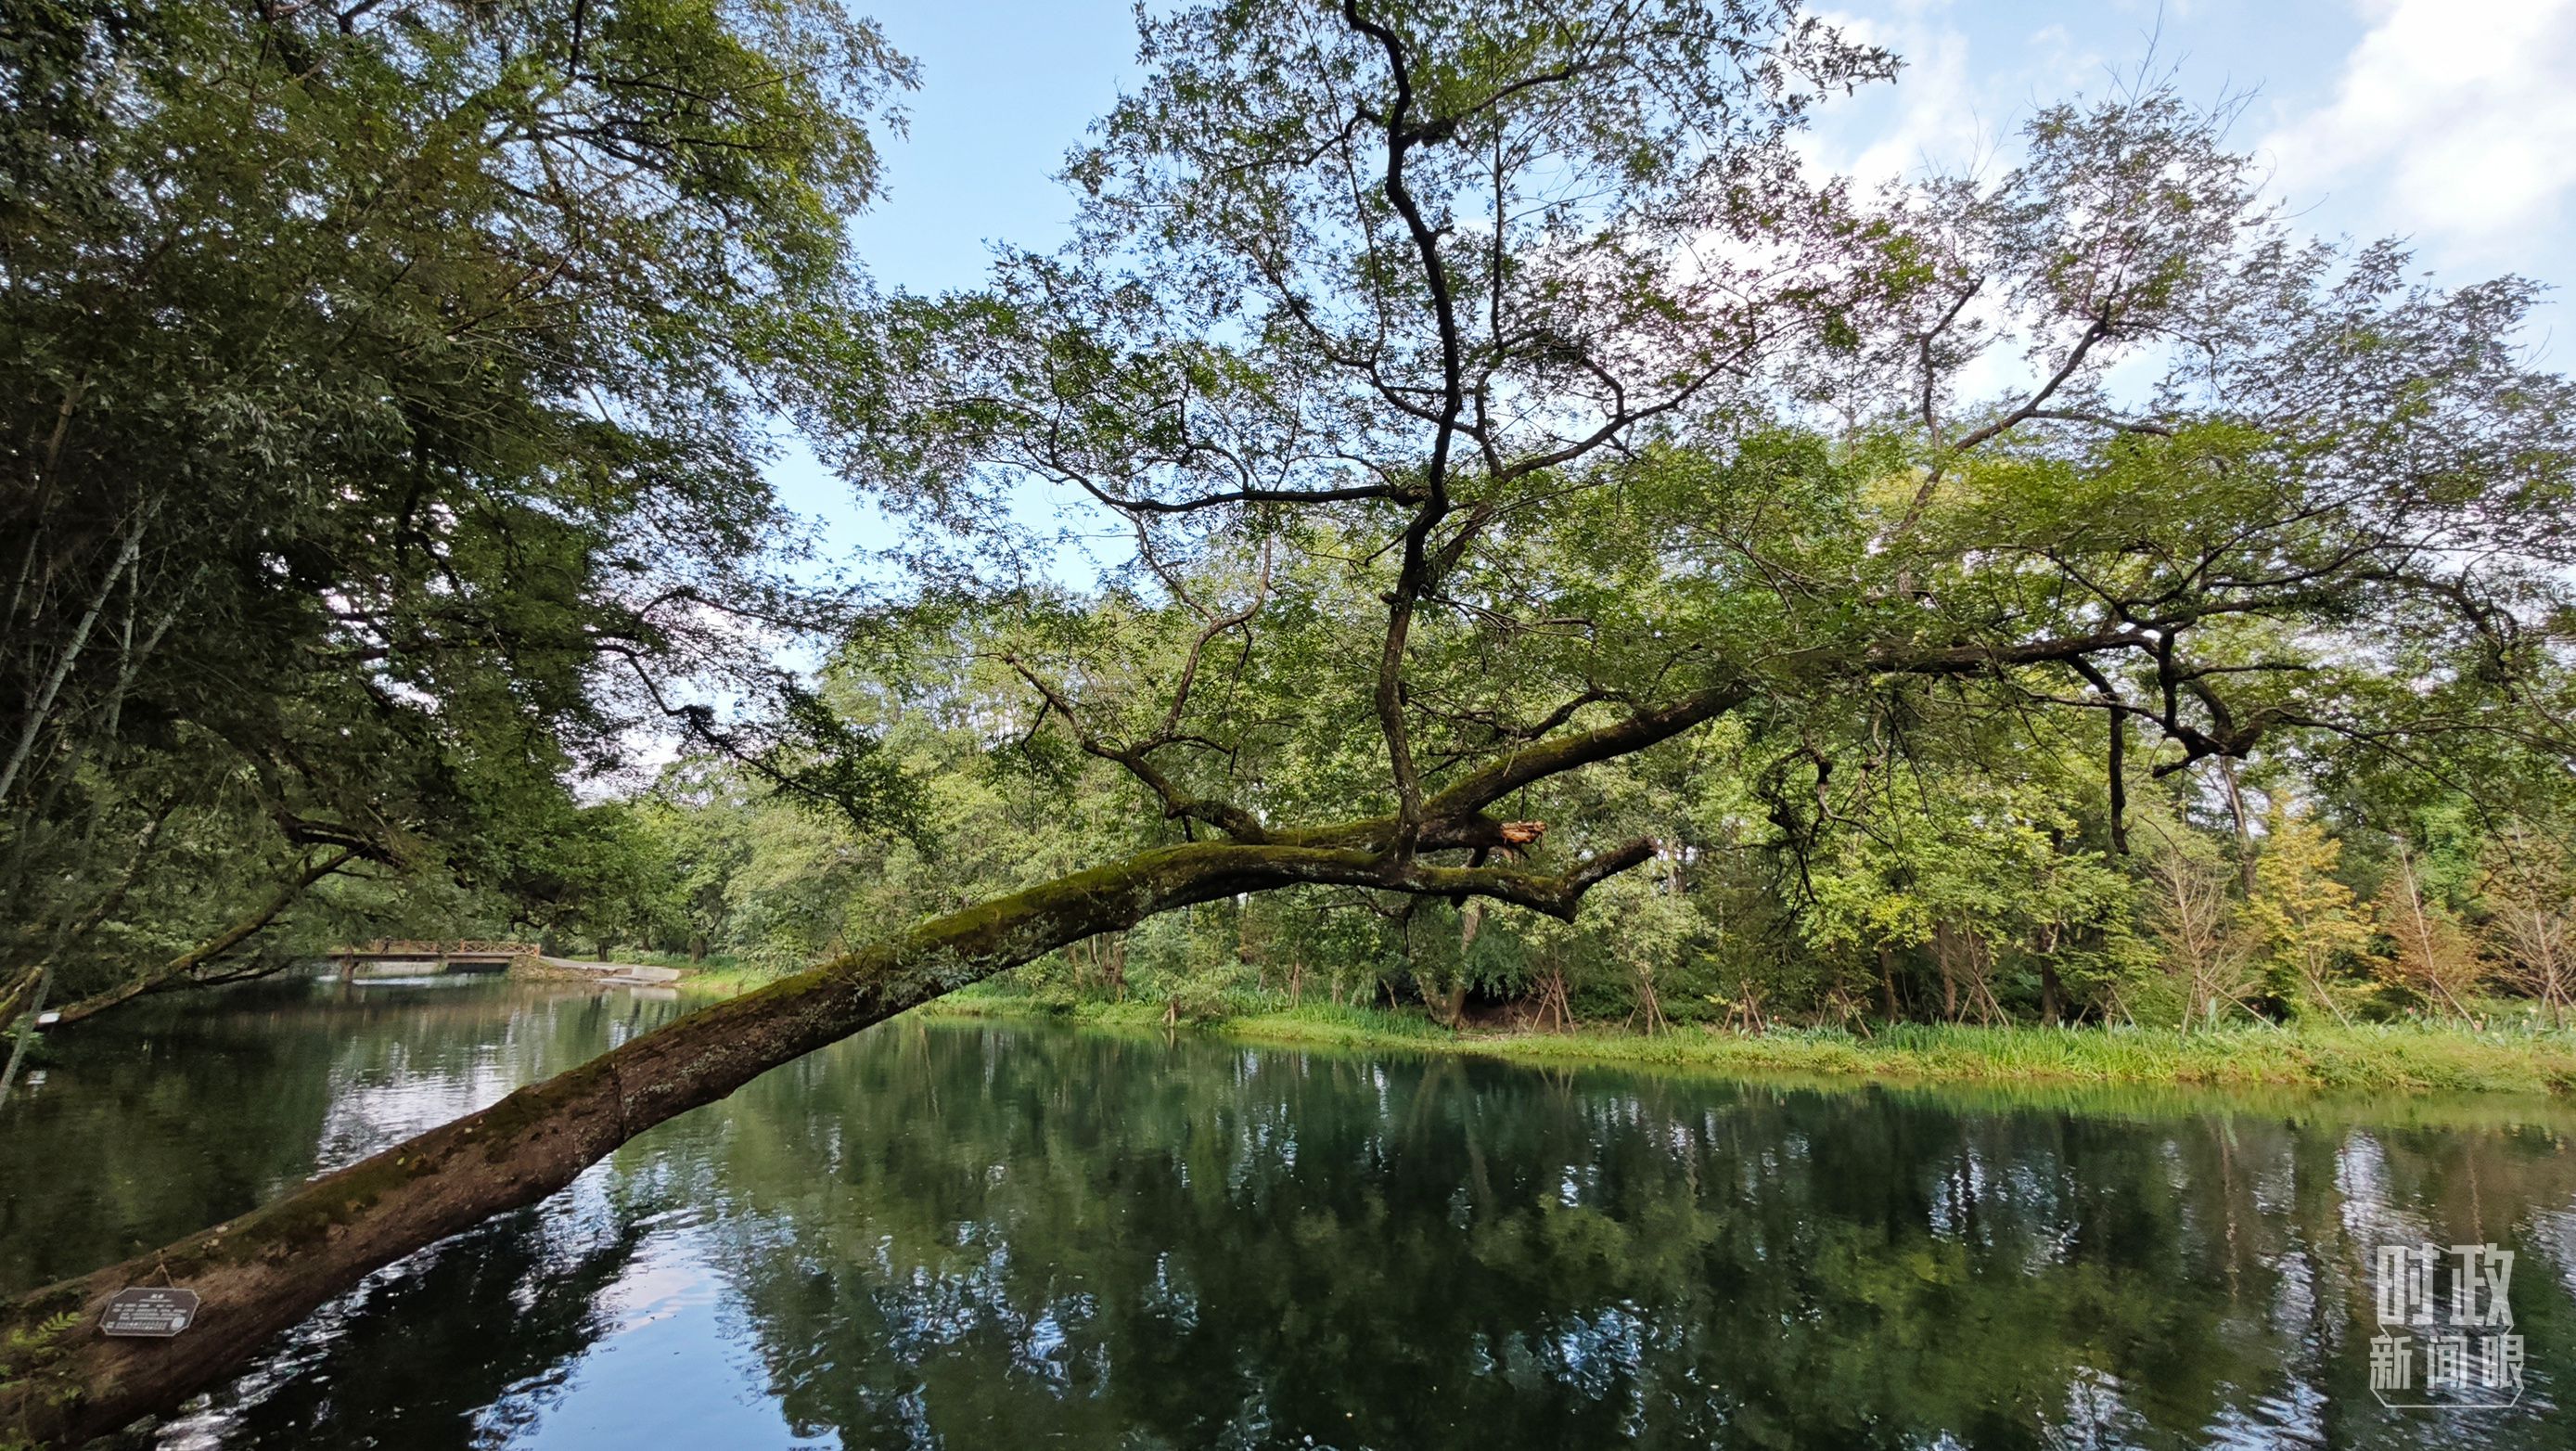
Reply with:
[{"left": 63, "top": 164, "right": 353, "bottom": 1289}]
[
  {"left": 2262, "top": 0, "right": 2576, "bottom": 251},
  {"left": 1803, "top": 5, "right": 2115, "bottom": 188},
  {"left": 1826, "top": 11, "right": 1988, "bottom": 185}
]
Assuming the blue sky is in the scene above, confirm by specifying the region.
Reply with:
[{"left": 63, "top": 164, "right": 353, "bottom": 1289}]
[{"left": 772, "top": 0, "right": 2576, "bottom": 563}]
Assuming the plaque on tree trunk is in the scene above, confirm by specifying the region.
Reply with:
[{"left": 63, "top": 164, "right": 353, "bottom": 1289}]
[{"left": 99, "top": 1288, "right": 199, "bottom": 1337}]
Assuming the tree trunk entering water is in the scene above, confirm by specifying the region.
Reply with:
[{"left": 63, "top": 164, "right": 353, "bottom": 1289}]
[{"left": 0, "top": 832, "right": 1641, "bottom": 1445}]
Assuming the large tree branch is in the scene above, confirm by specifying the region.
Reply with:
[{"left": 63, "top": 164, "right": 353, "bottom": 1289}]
[
  {"left": 41, "top": 848, "right": 359, "bottom": 1030},
  {"left": 1005, "top": 656, "right": 1269, "bottom": 842},
  {"left": 1422, "top": 679, "right": 1755, "bottom": 822},
  {"left": 1343, "top": 0, "right": 1473, "bottom": 850},
  {"left": 1890, "top": 313, "right": 2114, "bottom": 542},
  {"left": 0, "top": 830, "right": 1648, "bottom": 1444},
  {"left": 1385, "top": 627, "right": 2168, "bottom": 835}
]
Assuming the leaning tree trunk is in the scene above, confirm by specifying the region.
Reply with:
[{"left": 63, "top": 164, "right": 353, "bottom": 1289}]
[
  {"left": 0, "top": 832, "right": 1639, "bottom": 1445},
  {"left": 41, "top": 848, "right": 356, "bottom": 1031}
]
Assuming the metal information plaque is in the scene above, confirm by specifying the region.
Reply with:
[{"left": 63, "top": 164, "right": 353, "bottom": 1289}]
[{"left": 99, "top": 1287, "right": 199, "bottom": 1338}]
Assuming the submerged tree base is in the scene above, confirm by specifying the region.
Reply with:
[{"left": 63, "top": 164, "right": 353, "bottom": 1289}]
[
  {"left": 0, "top": 833, "right": 1655, "bottom": 1445},
  {"left": 919, "top": 990, "right": 2576, "bottom": 1096}
]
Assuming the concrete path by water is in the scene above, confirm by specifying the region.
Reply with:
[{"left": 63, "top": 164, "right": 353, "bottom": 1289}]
[{"left": 538, "top": 957, "right": 686, "bottom": 987}]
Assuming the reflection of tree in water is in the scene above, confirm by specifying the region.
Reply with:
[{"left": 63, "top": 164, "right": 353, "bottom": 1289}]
[
  {"left": 686, "top": 1024, "right": 2576, "bottom": 1451},
  {"left": 176, "top": 1189, "right": 657, "bottom": 1449},
  {"left": 23, "top": 996, "right": 2576, "bottom": 1447},
  {"left": 0, "top": 980, "right": 703, "bottom": 1450},
  {"left": 0, "top": 981, "right": 688, "bottom": 1294}
]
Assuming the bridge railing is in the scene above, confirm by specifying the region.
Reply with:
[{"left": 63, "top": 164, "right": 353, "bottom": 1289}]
[{"left": 334, "top": 940, "right": 542, "bottom": 958}]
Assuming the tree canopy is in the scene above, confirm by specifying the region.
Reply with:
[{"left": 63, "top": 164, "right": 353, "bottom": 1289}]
[
  {"left": 8, "top": 0, "right": 2576, "bottom": 1440},
  {"left": 2, "top": 0, "right": 912, "bottom": 1023}
]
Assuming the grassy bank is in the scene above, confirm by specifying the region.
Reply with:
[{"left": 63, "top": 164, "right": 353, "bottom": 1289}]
[
  {"left": 659, "top": 967, "right": 2576, "bottom": 1094},
  {"left": 916, "top": 989, "right": 2576, "bottom": 1096},
  {"left": 662, "top": 961, "right": 775, "bottom": 997}
]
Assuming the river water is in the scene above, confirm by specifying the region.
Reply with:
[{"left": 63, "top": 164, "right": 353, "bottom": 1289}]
[{"left": 4, "top": 976, "right": 2575, "bottom": 1448}]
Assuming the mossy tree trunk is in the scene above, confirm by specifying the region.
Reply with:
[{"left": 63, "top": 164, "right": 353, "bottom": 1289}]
[{"left": 0, "top": 829, "right": 1648, "bottom": 1445}]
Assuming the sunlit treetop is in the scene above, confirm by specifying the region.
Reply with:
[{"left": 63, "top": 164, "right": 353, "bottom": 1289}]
[{"left": 788, "top": 0, "right": 2575, "bottom": 868}]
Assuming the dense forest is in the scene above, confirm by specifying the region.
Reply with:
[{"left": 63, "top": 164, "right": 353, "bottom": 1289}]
[
  {"left": 6, "top": 0, "right": 2570, "bottom": 1051},
  {"left": 19, "top": 568, "right": 2576, "bottom": 1042},
  {"left": 6, "top": 0, "right": 2576, "bottom": 1437},
  {"left": 482, "top": 647, "right": 2576, "bottom": 1038}
]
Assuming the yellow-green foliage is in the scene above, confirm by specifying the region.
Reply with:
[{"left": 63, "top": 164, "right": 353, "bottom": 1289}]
[{"left": 2246, "top": 805, "right": 2378, "bottom": 1023}]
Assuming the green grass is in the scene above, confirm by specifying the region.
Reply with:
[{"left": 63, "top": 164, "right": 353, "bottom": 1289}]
[
  {"left": 921, "top": 987, "right": 2576, "bottom": 1096},
  {"left": 581, "top": 947, "right": 752, "bottom": 973},
  {"left": 657, "top": 969, "right": 2576, "bottom": 1096},
  {"left": 929, "top": 990, "right": 1457, "bottom": 1043},
  {"left": 664, "top": 960, "right": 783, "bottom": 997}
]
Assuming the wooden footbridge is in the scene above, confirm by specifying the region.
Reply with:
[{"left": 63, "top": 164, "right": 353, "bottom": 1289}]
[
  {"left": 330, "top": 940, "right": 541, "bottom": 976},
  {"left": 327, "top": 941, "right": 685, "bottom": 989}
]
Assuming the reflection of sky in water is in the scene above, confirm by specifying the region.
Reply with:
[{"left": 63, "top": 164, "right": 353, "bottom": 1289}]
[
  {"left": 477, "top": 1221, "right": 816, "bottom": 1449},
  {"left": 312, "top": 1054, "right": 519, "bottom": 1175},
  {"left": 15, "top": 978, "right": 2576, "bottom": 1450}
]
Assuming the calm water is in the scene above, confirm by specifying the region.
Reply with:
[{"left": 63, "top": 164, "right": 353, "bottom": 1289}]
[{"left": 6, "top": 978, "right": 2576, "bottom": 1448}]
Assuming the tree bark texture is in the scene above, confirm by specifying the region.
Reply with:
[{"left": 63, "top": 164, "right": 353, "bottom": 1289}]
[{"left": 0, "top": 833, "right": 1644, "bottom": 1445}]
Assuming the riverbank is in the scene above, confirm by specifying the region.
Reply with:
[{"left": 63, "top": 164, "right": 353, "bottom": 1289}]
[
  {"left": 660, "top": 961, "right": 774, "bottom": 997},
  {"left": 510, "top": 956, "right": 684, "bottom": 987},
  {"left": 909, "top": 991, "right": 2576, "bottom": 1095},
  {"left": 654, "top": 968, "right": 2576, "bottom": 1094}
]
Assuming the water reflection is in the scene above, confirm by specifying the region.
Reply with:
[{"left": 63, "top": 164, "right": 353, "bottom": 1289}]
[{"left": 6, "top": 980, "right": 2574, "bottom": 1449}]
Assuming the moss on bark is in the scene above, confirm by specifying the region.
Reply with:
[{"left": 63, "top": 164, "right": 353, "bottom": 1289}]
[{"left": 1, "top": 831, "right": 1643, "bottom": 1445}]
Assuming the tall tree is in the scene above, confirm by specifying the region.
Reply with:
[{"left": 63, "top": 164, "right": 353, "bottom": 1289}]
[
  {"left": 0, "top": 0, "right": 912, "bottom": 1021},
  {"left": 8, "top": 2, "right": 2576, "bottom": 1439},
  {"left": 2371, "top": 840, "right": 2484, "bottom": 1018},
  {"left": 2245, "top": 804, "right": 2375, "bottom": 1024},
  {"left": 2480, "top": 826, "right": 2576, "bottom": 1027},
  {"left": 2143, "top": 831, "right": 2259, "bottom": 1032}
]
